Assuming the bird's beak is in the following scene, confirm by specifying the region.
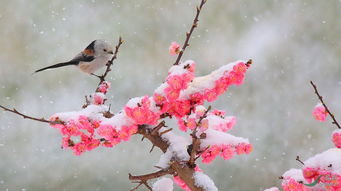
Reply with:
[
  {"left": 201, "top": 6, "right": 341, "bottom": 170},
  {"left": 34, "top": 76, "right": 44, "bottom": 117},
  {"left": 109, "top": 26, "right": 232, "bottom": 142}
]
[{"left": 108, "top": 51, "right": 114, "bottom": 54}]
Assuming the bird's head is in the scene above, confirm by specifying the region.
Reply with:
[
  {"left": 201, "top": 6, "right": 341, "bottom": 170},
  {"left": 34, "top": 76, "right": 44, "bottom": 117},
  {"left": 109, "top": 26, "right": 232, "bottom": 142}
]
[{"left": 94, "top": 39, "right": 114, "bottom": 57}]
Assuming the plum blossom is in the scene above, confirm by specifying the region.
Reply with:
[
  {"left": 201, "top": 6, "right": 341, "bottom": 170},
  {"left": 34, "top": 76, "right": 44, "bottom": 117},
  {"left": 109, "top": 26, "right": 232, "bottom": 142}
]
[
  {"left": 124, "top": 96, "right": 160, "bottom": 125},
  {"left": 97, "top": 81, "right": 111, "bottom": 94},
  {"left": 332, "top": 129, "right": 341, "bottom": 148},
  {"left": 93, "top": 92, "right": 105, "bottom": 105},
  {"left": 312, "top": 103, "right": 327, "bottom": 122},
  {"left": 169, "top": 41, "right": 180, "bottom": 56}
]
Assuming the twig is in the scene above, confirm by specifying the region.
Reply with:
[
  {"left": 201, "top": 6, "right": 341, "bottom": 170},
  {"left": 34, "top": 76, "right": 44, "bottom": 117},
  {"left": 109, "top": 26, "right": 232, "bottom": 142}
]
[
  {"left": 149, "top": 145, "right": 155, "bottom": 153},
  {"left": 151, "top": 121, "right": 166, "bottom": 136},
  {"left": 130, "top": 182, "right": 143, "bottom": 191},
  {"left": 159, "top": 128, "right": 173, "bottom": 136},
  {"left": 296, "top": 156, "right": 305, "bottom": 165},
  {"left": 310, "top": 81, "right": 340, "bottom": 129},
  {"left": 129, "top": 169, "right": 174, "bottom": 182},
  {"left": 246, "top": 59, "right": 253, "bottom": 67},
  {"left": 0, "top": 105, "right": 57, "bottom": 124},
  {"left": 194, "top": 146, "right": 210, "bottom": 161},
  {"left": 173, "top": 0, "right": 207, "bottom": 65},
  {"left": 95, "top": 37, "right": 124, "bottom": 87}
]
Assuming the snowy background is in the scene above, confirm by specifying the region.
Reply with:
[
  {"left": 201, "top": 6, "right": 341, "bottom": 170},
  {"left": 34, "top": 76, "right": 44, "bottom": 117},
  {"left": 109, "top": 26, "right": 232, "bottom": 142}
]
[{"left": 0, "top": 0, "right": 340, "bottom": 190}]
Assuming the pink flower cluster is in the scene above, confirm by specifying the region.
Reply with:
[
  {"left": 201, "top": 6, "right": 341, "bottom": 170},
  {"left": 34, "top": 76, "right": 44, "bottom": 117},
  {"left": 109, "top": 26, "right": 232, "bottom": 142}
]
[
  {"left": 332, "top": 130, "right": 341, "bottom": 148},
  {"left": 281, "top": 177, "right": 309, "bottom": 191},
  {"left": 201, "top": 143, "right": 252, "bottom": 164},
  {"left": 312, "top": 103, "right": 327, "bottom": 122},
  {"left": 97, "top": 124, "right": 138, "bottom": 147},
  {"left": 50, "top": 114, "right": 138, "bottom": 155},
  {"left": 173, "top": 166, "right": 202, "bottom": 191},
  {"left": 187, "top": 61, "right": 248, "bottom": 105},
  {"left": 302, "top": 167, "right": 341, "bottom": 190},
  {"left": 169, "top": 41, "right": 181, "bottom": 56},
  {"left": 125, "top": 96, "right": 160, "bottom": 125},
  {"left": 176, "top": 107, "right": 236, "bottom": 133},
  {"left": 153, "top": 61, "right": 195, "bottom": 117},
  {"left": 50, "top": 115, "right": 101, "bottom": 155}
]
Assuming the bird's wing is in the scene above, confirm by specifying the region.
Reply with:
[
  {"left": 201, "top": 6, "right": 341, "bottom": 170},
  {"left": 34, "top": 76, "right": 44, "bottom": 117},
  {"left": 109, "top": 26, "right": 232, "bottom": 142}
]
[
  {"left": 68, "top": 40, "right": 96, "bottom": 63},
  {"left": 69, "top": 52, "right": 95, "bottom": 63}
]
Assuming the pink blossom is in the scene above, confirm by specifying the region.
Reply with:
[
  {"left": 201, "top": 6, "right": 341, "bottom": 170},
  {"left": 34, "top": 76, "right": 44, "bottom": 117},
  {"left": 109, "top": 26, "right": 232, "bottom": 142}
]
[
  {"left": 62, "top": 120, "right": 81, "bottom": 136},
  {"left": 214, "top": 79, "right": 229, "bottom": 95},
  {"left": 282, "top": 177, "right": 308, "bottom": 191},
  {"left": 189, "top": 92, "right": 205, "bottom": 105},
  {"left": 97, "top": 124, "right": 118, "bottom": 141},
  {"left": 118, "top": 125, "right": 138, "bottom": 141},
  {"left": 168, "top": 100, "right": 191, "bottom": 118},
  {"left": 235, "top": 143, "right": 253, "bottom": 155},
  {"left": 177, "top": 118, "right": 188, "bottom": 132},
  {"left": 332, "top": 130, "right": 341, "bottom": 148},
  {"left": 194, "top": 106, "right": 206, "bottom": 117},
  {"left": 186, "top": 62, "right": 196, "bottom": 73},
  {"left": 212, "top": 109, "right": 226, "bottom": 117},
  {"left": 205, "top": 89, "right": 218, "bottom": 102},
  {"left": 153, "top": 93, "right": 167, "bottom": 105},
  {"left": 220, "top": 145, "right": 234, "bottom": 160},
  {"left": 319, "top": 172, "right": 341, "bottom": 190},
  {"left": 93, "top": 93, "right": 105, "bottom": 105},
  {"left": 78, "top": 115, "right": 94, "bottom": 134},
  {"left": 169, "top": 42, "right": 181, "bottom": 56},
  {"left": 98, "top": 81, "right": 111, "bottom": 94},
  {"left": 187, "top": 117, "right": 197, "bottom": 130},
  {"left": 72, "top": 142, "right": 87, "bottom": 156},
  {"left": 231, "top": 62, "right": 247, "bottom": 85},
  {"left": 201, "top": 145, "right": 221, "bottom": 164},
  {"left": 125, "top": 96, "right": 160, "bottom": 125},
  {"left": 302, "top": 167, "right": 319, "bottom": 183},
  {"left": 164, "top": 86, "right": 180, "bottom": 101},
  {"left": 199, "top": 118, "right": 209, "bottom": 131},
  {"left": 312, "top": 103, "right": 327, "bottom": 122},
  {"left": 225, "top": 116, "right": 236, "bottom": 131},
  {"left": 167, "top": 75, "right": 185, "bottom": 90}
]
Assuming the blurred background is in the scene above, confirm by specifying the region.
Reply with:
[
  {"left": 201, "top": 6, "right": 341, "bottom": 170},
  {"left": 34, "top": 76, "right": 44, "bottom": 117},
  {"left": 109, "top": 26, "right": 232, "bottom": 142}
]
[{"left": 0, "top": 0, "right": 340, "bottom": 190}]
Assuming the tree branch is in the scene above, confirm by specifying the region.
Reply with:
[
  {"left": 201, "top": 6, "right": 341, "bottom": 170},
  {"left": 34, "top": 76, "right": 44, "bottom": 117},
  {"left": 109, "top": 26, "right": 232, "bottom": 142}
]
[
  {"left": 188, "top": 105, "right": 211, "bottom": 167},
  {"left": 310, "top": 81, "right": 340, "bottom": 129},
  {"left": 135, "top": 125, "right": 204, "bottom": 191},
  {"left": 173, "top": 0, "right": 207, "bottom": 65},
  {"left": 95, "top": 37, "right": 124, "bottom": 88},
  {"left": 0, "top": 105, "right": 57, "bottom": 124},
  {"left": 129, "top": 169, "right": 174, "bottom": 182}
]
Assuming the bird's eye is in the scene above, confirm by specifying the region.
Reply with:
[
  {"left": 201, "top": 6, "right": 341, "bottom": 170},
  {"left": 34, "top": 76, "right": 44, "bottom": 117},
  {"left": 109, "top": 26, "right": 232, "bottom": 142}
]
[{"left": 103, "top": 49, "right": 107, "bottom": 52}]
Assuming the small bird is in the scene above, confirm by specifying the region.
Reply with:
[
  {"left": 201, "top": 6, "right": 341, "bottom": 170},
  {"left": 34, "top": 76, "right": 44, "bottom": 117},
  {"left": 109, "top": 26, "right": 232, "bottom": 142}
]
[{"left": 35, "top": 39, "right": 114, "bottom": 74}]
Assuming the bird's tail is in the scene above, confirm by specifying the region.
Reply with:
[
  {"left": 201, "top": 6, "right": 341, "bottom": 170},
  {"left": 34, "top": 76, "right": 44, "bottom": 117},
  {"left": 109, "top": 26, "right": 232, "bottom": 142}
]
[{"left": 34, "top": 61, "right": 78, "bottom": 73}]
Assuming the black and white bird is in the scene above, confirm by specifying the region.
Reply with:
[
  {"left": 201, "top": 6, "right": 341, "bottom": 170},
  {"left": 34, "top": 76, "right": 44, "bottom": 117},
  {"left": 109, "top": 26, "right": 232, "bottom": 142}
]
[{"left": 35, "top": 39, "right": 114, "bottom": 74}]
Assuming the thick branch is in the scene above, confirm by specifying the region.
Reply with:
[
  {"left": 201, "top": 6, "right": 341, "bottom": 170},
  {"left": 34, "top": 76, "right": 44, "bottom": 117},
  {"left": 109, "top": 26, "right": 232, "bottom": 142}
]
[
  {"left": 188, "top": 106, "right": 211, "bottom": 167},
  {"left": 310, "top": 81, "right": 340, "bottom": 129},
  {"left": 136, "top": 125, "right": 204, "bottom": 191},
  {"left": 0, "top": 105, "right": 56, "bottom": 124},
  {"left": 173, "top": 0, "right": 207, "bottom": 65}
]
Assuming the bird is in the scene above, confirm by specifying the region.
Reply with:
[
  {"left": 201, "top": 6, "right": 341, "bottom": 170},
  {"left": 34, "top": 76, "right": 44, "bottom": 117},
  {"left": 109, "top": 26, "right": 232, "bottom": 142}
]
[{"left": 35, "top": 39, "right": 114, "bottom": 74}]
